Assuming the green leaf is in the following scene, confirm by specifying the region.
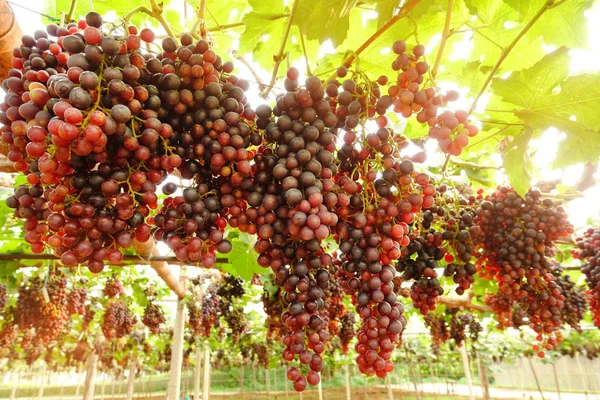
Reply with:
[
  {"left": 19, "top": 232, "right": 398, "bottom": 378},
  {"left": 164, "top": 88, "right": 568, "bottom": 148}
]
[
  {"left": 493, "top": 47, "right": 600, "bottom": 168},
  {"left": 238, "top": 0, "right": 287, "bottom": 63},
  {"left": 375, "top": 0, "right": 400, "bottom": 28},
  {"left": 503, "top": 126, "right": 533, "bottom": 197},
  {"left": 294, "top": 0, "right": 358, "bottom": 47},
  {"left": 220, "top": 233, "right": 264, "bottom": 281},
  {"left": 503, "top": 0, "right": 594, "bottom": 48},
  {"left": 491, "top": 47, "right": 571, "bottom": 109},
  {"left": 164, "top": 9, "right": 184, "bottom": 34}
]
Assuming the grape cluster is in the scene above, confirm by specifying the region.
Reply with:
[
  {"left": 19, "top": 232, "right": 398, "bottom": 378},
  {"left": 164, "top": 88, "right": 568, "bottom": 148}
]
[
  {"left": 339, "top": 311, "right": 356, "bottom": 354},
  {"left": 476, "top": 187, "right": 573, "bottom": 353},
  {"left": 576, "top": 228, "right": 600, "bottom": 327},
  {"left": 0, "top": 284, "right": 7, "bottom": 311},
  {"left": 101, "top": 299, "right": 135, "bottom": 339},
  {"left": 15, "top": 272, "right": 69, "bottom": 346},
  {"left": 103, "top": 276, "right": 125, "bottom": 298},
  {"left": 142, "top": 302, "right": 166, "bottom": 334},
  {"left": 66, "top": 286, "right": 87, "bottom": 316},
  {"left": 216, "top": 275, "right": 248, "bottom": 343},
  {"left": 448, "top": 310, "right": 481, "bottom": 346},
  {"left": 424, "top": 314, "right": 450, "bottom": 349}
]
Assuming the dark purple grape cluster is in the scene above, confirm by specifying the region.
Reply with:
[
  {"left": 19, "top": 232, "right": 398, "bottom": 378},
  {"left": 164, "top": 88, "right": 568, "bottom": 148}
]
[
  {"left": 576, "top": 228, "right": 600, "bottom": 327},
  {"left": 476, "top": 187, "right": 573, "bottom": 353}
]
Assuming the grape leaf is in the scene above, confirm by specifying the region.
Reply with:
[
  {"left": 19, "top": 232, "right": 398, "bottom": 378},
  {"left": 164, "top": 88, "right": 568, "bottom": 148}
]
[
  {"left": 294, "top": 0, "right": 358, "bottom": 47},
  {"left": 238, "top": 0, "right": 288, "bottom": 65},
  {"left": 220, "top": 232, "right": 264, "bottom": 281},
  {"left": 493, "top": 47, "right": 600, "bottom": 168},
  {"left": 503, "top": 126, "right": 532, "bottom": 197},
  {"left": 503, "top": 0, "right": 594, "bottom": 48},
  {"left": 375, "top": 0, "right": 401, "bottom": 28},
  {"left": 185, "top": 0, "right": 249, "bottom": 26}
]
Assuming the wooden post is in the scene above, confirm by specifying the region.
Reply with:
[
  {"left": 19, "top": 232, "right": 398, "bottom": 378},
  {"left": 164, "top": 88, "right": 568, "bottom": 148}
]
[
  {"left": 111, "top": 370, "right": 116, "bottom": 399},
  {"left": 427, "top": 358, "right": 437, "bottom": 399},
  {"left": 9, "top": 371, "right": 19, "bottom": 400},
  {"left": 407, "top": 358, "right": 421, "bottom": 400},
  {"left": 552, "top": 363, "right": 561, "bottom": 400},
  {"left": 527, "top": 357, "right": 545, "bottom": 400},
  {"left": 38, "top": 368, "right": 46, "bottom": 400},
  {"left": 386, "top": 374, "right": 393, "bottom": 400},
  {"left": 252, "top": 364, "right": 257, "bottom": 392},
  {"left": 101, "top": 371, "right": 107, "bottom": 400},
  {"left": 345, "top": 365, "right": 351, "bottom": 400},
  {"left": 318, "top": 378, "right": 323, "bottom": 400},
  {"left": 266, "top": 369, "right": 271, "bottom": 397},
  {"left": 239, "top": 365, "right": 245, "bottom": 393},
  {"left": 83, "top": 352, "right": 99, "bottom": 400},
  {"left": 126, "top": 358, "right": 137, "bottom": 400},
  {"left": 76, "top": 363, "right": 84, "bottom": 397},
  {"left": 193, "top": 346, "right": 202, "bottom": 400},
  {"left": 459, "top": 345, "right": 474, "bottom": 400},
  {"left": 202, "top": 345, "right": 211, "bottom": 400},
  {"left": 285, "top": 366, "right": 289, "bottom": 399},
  {"left": 442, "top": 359, "right": 450, "bottom": 395},
  {"left": 166, "top": 299, "right": 186, "bottom": 400},
  {"left": 475, "top": 352, "right": 490, "bottom": 400},
  {"left": 0, "top": 0, "right": 24, "bottom": 85}
]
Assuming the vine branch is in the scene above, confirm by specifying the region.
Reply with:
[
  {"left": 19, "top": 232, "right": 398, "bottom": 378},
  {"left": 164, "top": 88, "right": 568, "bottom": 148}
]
[
  {"left": 197, "top": 0, "right": 207, "bottom": 39},
  {"left": 261, "top": 0, "right": 300, "bottom": 98},
  {"left": 451, "top": 158, "right": 501, "bottom": 170},
  {"left": 438, "top": 291, "right": 492, "bottom": 313},
  {"left": 235, "top": 54, "right": 267, "bottom": 92},
  {"left": 431, "top": 0, "right": 454, "bottom": 77},
  {"left": 335, "top": 0, "right": 423, "bottom": 75},
  {"left": 299, "top": 32, "right": 312, "bottom": 76},
  {"left": 468, "top": 0, "right": 558, "bottom": 114}
]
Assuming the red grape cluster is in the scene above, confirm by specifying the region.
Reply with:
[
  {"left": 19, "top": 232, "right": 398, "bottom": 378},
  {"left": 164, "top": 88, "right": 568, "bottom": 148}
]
[
  {"left": 1, "top": 13, "right": 187, "bottom": 271},
  {"left": 142, "top": 302, "right": 166, "bottom": 334},
  {"left": 576, "top": 228, "right": 600, "bottom": 327},
  {"left": 103, "top": 276, "right": 125, "bottom": 298},
  {"left": 475, "top": 187, "right": 573, "bottom": 354},
  {"left": 101, "top": 299, "right": 135, "bottom": 339},
  {"left": 0, "top": 284, "right": 7, "bottom": 311},
  {"left": 424, "top": 314, "right": 450, "bottom": 349},
  {"left": 15, "top": 272, "right": 69, "bottom": 346},
  {"left": 66, "top": 286, "right": 87, "bottom": 316}
]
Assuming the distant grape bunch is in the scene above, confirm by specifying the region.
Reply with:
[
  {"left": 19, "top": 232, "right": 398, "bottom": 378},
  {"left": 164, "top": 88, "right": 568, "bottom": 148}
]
[{"left": 576, "top": 228, "right": 600, "bottom": 327}]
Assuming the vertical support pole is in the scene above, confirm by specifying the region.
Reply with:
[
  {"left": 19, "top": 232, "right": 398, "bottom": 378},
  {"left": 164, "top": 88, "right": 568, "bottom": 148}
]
[
  {"left": 111, "top": 370, "right": 116, "bottom": 399},
  {"left": 386, "top": 374, "right": 393, "bottom": 400},
  {"left": 266, "top": 369, "right": 271, "bottom": 397},
  {"left": 285, "top": 367, "right": 289, "bottom": 399},
  {"left": 344, "top": 365, "right": 351, "bottom": 400},
  {"left": 443, "top": 359, "right": 450, "bottom": 395},
  {"left": 407, "top": 358, "right": 421, "bottom": 400},
  {"left": 126, "top": 358, "right": 137, "bottom": 400},
  {"left": 252, "top": 364, "right": 257, "bottom": 393},
  {"left": 459, "top": 345, "right": 474, "bottom": 400},
  {"left": 37, "top": 367, "right": 46, "bottom": 400},
  {"left": 101, "top": 371, "right": 106, "bottom": 400},
  {"left": 427, "top": 358, "right": 437, "bottom": 399},
  {"left": 476, "top": 351, "right": 490, "bottom": 400},
  {"left": 318, "top": 378, "right": 323, "bottom": 400},
  {"left": 167, "top": 299, "right": 186, "bottom": 400},
  {"left": 76, "top": 363, "right": 84, "bottom": 397},
  {"left": 527, "top": 357, "right": 545, "bottom": 400},
  {"left": 83, "top": 352, "right": 99, "bottom": 400},
  {"left": 552, "top": 363, "right": 561, "bottom": 400},
  {"left": 9, "top": 371, "right": 19, "bottom": 400},
  {"left": 239, "top": 365, "right": 244, "bottom": 393},
  {"left": 202, "top": 345, "right": 211, "bottom": 400},
  {"left": 193, "top": 345, "right": 202, "bottom": 400}
]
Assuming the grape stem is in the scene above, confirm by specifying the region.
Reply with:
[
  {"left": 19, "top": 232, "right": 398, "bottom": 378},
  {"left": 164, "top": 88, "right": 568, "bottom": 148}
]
[
  {"left": 332, "top": 0, "right": 422, "bottom": 78},
  {"left": 299, "top": 32, "right": 312, "bottom": 76},
  {"left": 197, "top": 0, "right": 207, "bottom": 39},
  {"left": 149, "top": 0, "right": 176, "bottom": 39},
  {"left": 468, "top": 0, "right": 559, "bottom": 114},
  {"left": 261, "top": 0, "right": 300, "bottom": 99},
  {"left": 450, "top": 159, "right": 501, "bottom": 170},
  {"left": 66, "top": 0, "right": 78, "bottom": 22},
  {"left": 431, "top": 0, "right": 454, "bottom": 77},
  {"left": 235, "top": 54, "right": 267, "bottom": 92}
]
